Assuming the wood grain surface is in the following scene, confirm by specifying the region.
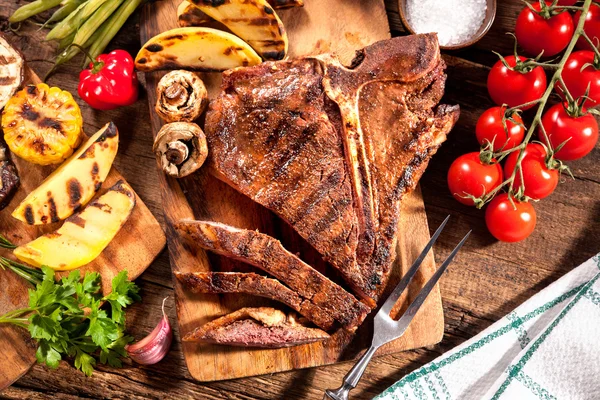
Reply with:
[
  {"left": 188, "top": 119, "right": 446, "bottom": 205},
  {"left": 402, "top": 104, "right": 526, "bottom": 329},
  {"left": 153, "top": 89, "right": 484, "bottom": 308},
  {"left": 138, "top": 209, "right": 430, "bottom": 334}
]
[
  {"left": 0, "top": 67, "right": 166, "bottom": 390},
  {"left": 0, "top": 0, "right": 599, "bottom": 399},
  {"left": 139, "top": 0, "right": 444, "bottom": 382}
]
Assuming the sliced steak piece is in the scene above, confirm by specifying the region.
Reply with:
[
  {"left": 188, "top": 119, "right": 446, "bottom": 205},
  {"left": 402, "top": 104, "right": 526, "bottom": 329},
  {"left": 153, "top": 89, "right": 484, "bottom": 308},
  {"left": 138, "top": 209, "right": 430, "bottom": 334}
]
[
  {"left": 175, "top": 271, "right": 336, "bottom": 330},
  {"left": 183, "top": 307, "right": 329, "bottom": 348},
  {"left": 204, "top": 33, "right": 459, "bottom": 303},
  {"left": 0, "top": 135, "right": 19, "bottom": 211},
  {"left": 175, "top": 220, "right": 370, "bottom": 330}
]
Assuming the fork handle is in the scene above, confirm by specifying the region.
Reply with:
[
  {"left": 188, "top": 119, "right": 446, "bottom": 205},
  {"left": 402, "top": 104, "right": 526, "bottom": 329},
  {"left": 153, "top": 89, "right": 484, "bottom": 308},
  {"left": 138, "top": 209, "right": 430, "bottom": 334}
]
[{"left": 324, "top": 345, "right": 379, "bottom": 400}]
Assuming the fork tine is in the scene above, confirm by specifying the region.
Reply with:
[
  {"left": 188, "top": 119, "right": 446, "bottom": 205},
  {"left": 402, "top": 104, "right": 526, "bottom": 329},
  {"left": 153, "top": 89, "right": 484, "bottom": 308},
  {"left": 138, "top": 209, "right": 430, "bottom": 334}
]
[
  {"left": 392, "top": 230, "right": 471, "bottom": 336},
  {"left": 378, "top": 215, "right": 451, "bottom": 316}
]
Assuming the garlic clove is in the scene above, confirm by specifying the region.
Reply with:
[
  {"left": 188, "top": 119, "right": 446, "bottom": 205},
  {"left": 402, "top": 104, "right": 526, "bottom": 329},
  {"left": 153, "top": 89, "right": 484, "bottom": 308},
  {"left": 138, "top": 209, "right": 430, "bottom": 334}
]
[{"left": 126, "top": 297, "right": 173, "bottom": 365}]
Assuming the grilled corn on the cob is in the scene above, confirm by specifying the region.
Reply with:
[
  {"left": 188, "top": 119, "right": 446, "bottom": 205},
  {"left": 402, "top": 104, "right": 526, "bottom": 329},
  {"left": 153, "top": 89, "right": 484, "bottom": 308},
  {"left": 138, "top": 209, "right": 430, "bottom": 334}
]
[{"left": 2, "top": 83, "right": 82, "bottom": 165}]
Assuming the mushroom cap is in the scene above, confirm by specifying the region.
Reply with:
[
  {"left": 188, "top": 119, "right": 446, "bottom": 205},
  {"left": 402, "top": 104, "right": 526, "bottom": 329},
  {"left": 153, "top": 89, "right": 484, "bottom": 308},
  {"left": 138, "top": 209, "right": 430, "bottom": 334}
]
[
  {"left": 155, "top": 70, "right": 208, "bottom": 123},
  {"left": 153, "top": 121, "right": 208, "bottom": 178}
]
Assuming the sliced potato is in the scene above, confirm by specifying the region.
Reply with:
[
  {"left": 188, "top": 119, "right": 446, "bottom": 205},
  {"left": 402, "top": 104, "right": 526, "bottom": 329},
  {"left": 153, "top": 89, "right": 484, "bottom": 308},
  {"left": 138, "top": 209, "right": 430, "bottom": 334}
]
[
  {"left": 14, "top": 180, "right": 136, "bottom": 271},
  {"left": 189, "top": 0, "right": 288, "bottom": 60},
  {"left": 177, "top": 0, "right": 211, "bottom": 27},
  {"left": 12, "top": 122, "right": 118, "bottom": 225},
  {"left": 135, "top": 27, "right": 261, "bottom": 72}
]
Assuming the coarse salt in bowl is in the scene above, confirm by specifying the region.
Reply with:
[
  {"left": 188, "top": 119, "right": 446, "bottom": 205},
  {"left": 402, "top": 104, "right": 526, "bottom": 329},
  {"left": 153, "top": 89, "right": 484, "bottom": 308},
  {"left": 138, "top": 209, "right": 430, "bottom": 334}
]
[{"left": 405, "top": 0, "right": 488, "bottom": 47}]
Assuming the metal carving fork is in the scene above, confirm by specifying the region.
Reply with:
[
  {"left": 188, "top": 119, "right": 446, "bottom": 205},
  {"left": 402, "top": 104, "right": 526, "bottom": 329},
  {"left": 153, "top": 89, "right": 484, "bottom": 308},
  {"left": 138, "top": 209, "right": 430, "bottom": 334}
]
[{"left": 324, "top": 216, "right": 470, "bottom": 400}]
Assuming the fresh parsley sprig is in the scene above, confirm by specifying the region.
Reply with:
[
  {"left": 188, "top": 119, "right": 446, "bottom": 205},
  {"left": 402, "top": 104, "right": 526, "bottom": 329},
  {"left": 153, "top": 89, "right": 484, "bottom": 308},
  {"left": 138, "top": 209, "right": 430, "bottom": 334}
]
[{"left": 0, "top": 267, "right": 140, "bottom": 376}]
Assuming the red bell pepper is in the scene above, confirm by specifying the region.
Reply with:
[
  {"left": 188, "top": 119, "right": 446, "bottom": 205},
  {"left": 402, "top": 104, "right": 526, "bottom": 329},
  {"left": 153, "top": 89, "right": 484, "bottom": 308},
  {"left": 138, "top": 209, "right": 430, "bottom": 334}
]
[{"left": 78, "top": 49, "right": 139, "bottom": 111}]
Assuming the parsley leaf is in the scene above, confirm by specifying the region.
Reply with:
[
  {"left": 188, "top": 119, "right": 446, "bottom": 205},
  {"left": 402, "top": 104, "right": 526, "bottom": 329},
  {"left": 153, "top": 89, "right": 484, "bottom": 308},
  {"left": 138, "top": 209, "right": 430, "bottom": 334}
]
[
  {"left": 36, "top": 340, "right": 62, "bottom": 369},
  {"left": 0, "top": 268, "right": 140, "bottom": 377},
  {"left": 75, "top": 349, "right": 96, "bottom": 377}
]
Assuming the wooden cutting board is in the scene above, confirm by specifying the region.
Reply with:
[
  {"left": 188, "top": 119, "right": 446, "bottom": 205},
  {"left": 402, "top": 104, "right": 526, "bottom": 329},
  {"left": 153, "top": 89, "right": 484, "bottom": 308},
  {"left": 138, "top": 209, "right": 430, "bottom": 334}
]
[
  {"left": 140, "top": 0, "right": 445, "bottom": 382},
  {"left": 0, "top": 67, "right": 166, "bottom": 390}
]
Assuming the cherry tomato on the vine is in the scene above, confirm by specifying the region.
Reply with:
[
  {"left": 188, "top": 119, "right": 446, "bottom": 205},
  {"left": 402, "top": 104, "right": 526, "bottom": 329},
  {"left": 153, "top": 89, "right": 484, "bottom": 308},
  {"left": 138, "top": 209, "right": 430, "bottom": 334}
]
[
  {"left": 447, "top": 152, "right": 503, "bottom": 206},
  {"left": 504, "top": 143, "right": 559, "bottom": 200},
  {"left": 540, "top": 103, "right": 599, "bottom": 161},
  {"left": 476, "top": 107, "right": 525, "bottom": 151},
  {"left": 575, "top": 3, "right": 600, "bottom": 51},
  {"left": 515, "top": 2, "right": 574, "bottom": 57},
  {"left": 487, "top": 56, "right": 547, "bottom": 110},
  {"left": 558, "top": 51, "right": 600, "bottom": 104},
  {"left": 485, "top": 193, "right": 537, "bottom": 242}
]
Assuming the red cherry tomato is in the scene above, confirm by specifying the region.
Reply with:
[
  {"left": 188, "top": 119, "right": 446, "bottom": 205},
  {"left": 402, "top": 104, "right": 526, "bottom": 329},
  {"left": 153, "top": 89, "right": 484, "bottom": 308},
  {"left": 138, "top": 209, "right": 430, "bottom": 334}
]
[
  {"left": 476, "top": 106, "right": 525, "bottom": 151},
  {"left": 447, "top": 152, "right": 503, "bottom": 206},
  {"left": 558, "top": 51, "right": 600, "bottom": 104},
  {"left": 504, "top": 143, "right": 559, "bottom": 200},
  {"left": 575, "top": 3, "right": 600, "bottom": 50},
  {"left": 557, "top": 0, "right": 577, "bottom": 4},
  {"left": 540, "top": 103, "right": 599, "bottom": 160},
  {"left": 485, "top": 193, "right": 537, "bottom": 242},
  {"left": 515, "top": 2, "right": 574, "bottom": 57},
  {"left": 487, "top": 55, "right": 547, "bottom": 110}
]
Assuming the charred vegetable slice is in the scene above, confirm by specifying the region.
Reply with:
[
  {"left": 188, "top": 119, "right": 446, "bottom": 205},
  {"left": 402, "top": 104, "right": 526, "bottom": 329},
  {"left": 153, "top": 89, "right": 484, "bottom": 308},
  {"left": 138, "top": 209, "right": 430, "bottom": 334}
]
[
  {"left": 14, "top": 180, "right": 136, "bottom": 271},
  {"left": 0, "top": 34, "right": 24, "bottom": 111},
  {"left": 135, "top": 27, "right": 261, "bottom": 72},
  {"left": 177, "top": 0, "right": 211, "bottom": 27},
  {"left": 12, "top": 122, "right": 119, "bottom": 225},
  {"left": 188, "top": 0, "right": 288, "bottom": 60},
  {"left": 2, "top": 83, "right": 83, "bottom": 165}
]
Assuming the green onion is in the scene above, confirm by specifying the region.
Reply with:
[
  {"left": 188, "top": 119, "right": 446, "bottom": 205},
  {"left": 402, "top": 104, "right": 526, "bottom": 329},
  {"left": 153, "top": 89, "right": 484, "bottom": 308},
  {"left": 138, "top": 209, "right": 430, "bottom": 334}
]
[
  {"left": 41, "top": 0, "right": 87, "bottom": 29},
  {"left": 9, "top": 0, "right": 64, "bottom": 23},
  {"left": 88, "top": 0, "right": 146, "bottom": 59},
  {"left": 57, "top": 31, "right": 75, "bottom": 51},
  {"left": 72, "top": 0, "right": 124, "bottom": 48},
  {"left": 46, "top": 0, "right": 107, "bottom": 41}
]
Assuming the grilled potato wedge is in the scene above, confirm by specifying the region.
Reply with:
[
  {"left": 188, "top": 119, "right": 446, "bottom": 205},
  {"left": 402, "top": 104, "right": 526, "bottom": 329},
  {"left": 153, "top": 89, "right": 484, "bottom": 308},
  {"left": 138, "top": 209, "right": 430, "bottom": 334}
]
[
  {"left": 12, "top": 122, "right": 118, "bottom": 225},
  {"left": 135, "top": 27, "right": 261, "bottom": 72},
  {"left": 188, "top": 0, "right": 288, "bottom": 60},
  {"left": 177, "top": 0, "right": 211, "bottom": 27},
  {"left": 178, "top": 0, "right": 303, "bottom": 28},
  {"left": 14, "top": 180, "right": 136, "bottom": 271}
]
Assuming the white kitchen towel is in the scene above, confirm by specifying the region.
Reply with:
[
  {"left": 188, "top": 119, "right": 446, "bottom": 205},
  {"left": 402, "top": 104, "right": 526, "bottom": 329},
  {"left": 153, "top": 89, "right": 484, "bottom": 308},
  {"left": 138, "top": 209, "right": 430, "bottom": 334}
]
[{"left": 376, "top": 253, "right": 600, "bottom": 400}]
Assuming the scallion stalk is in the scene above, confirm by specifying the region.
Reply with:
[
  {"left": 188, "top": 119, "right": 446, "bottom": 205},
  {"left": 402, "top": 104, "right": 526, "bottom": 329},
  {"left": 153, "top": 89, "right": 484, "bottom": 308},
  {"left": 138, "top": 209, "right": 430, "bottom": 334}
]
[{"left": 9, "top": 0, "right": 64, "bottom": 23}]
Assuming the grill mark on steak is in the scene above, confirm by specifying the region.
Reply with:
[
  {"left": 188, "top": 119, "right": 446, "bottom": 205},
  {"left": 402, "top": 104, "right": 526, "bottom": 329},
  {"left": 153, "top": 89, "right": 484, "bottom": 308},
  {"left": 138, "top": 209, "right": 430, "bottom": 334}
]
[
  {"left": 175, "top": 271, "right": 336, "bottom": 330},
  {"left": 204, "top": 34, "right": 460, "bottom": 303},
  {"left": 175, "top": 220, "right": 370, "bottom": 330}
]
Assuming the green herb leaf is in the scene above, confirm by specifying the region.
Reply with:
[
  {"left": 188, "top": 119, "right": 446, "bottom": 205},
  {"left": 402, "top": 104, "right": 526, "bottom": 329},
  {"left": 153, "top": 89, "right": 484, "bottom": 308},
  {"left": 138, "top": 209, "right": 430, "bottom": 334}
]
[
  {"left": 74, "top": 349, "right": 96, "bottom": 377},
  {"left": 29, "top": 314, "right": 60, "bottom": 341},
  {"left": 36, "top": 340, "right": 62, "bottom": 369},
  {"left": 0, "top": 268, "right": 141, "bottom": 376}
]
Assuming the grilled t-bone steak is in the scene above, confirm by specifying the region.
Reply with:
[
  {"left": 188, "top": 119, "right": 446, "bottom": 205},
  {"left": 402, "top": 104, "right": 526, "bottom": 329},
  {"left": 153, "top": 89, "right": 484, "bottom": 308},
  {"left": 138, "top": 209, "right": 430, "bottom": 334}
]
[
  {"left": 175, "top": 271, "right": 336, "bottom": 330},
  {"left": 204, "top": 33, "right": 459, "bottom": 303},
  {"left": 175, "top": 220, "right": 370, "bottom": 330},
  {"left": 183, "top": 307, "right": 330, "bottom": 347}
]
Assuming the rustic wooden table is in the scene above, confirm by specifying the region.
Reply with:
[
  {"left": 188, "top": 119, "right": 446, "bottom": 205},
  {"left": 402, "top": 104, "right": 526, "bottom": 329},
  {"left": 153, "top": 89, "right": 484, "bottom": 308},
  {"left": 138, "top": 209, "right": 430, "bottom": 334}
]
[{"left": 1, "top": 1, "right": 599, "bottom": 399}]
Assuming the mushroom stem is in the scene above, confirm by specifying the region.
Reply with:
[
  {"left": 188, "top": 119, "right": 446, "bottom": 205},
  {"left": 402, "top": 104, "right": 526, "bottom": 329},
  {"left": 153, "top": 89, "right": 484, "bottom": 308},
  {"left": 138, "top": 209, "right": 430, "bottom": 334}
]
[
  {"left": 166, "top": 141, "right": 189, "bottom": 165},
  {"left": 164, "top": 83, "right": 186, "bottom": 102}
]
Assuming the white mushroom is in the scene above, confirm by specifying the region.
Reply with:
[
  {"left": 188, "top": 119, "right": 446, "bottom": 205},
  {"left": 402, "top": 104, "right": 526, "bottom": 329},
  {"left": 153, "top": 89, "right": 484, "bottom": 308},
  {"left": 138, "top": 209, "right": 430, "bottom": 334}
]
[
  {"left": 155, "top": 70, "right": 208, "bottom": 122},
  {"left": 153, "top": 122, "right": 208, "bottom": 178}
]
